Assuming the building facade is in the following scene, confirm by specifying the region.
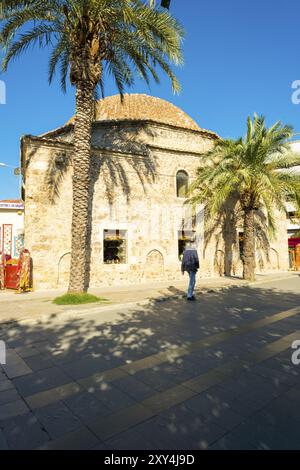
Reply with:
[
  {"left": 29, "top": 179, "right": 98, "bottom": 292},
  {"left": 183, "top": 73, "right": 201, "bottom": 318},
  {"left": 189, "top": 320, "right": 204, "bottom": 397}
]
[
  {"left": 21, "top": 94, "right": 289, "bottom": 290},
  {"left": 0, "top": 199, "right": 24, "bottom": 258}
]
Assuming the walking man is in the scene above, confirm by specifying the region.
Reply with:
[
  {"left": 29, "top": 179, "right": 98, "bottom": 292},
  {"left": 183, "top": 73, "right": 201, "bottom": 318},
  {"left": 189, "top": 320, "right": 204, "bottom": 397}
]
[{"left": 181, "top": 241, "right": 199, "bottom": 301}]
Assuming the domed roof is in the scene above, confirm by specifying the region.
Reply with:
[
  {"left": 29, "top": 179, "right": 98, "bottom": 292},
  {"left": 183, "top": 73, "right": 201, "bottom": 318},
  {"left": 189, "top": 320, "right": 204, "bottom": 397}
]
[{"left": 68, "top": 93, "right": 202, "bottom": 131}]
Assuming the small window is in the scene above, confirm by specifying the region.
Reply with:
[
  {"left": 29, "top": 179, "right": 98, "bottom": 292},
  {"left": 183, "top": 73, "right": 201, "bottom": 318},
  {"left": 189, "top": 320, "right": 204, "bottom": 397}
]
[
  {"left": 178, "top": 230, "right": 196, "bottom": 260},
  {"left": 176, "top": 170, "right": 189, "bottom": 198},
  {"left": 103, "top": 229, "right": 127, "bottom": 264}
]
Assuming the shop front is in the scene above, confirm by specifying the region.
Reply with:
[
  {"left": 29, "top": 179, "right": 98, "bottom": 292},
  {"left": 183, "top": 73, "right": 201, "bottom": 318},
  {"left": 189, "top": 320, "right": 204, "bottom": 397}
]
[
  {"left": 0, "top": 199, "right": 25, "bottom": 290},
  {"left": 288, "top": 237, "right": 300, "bottom": 270}
]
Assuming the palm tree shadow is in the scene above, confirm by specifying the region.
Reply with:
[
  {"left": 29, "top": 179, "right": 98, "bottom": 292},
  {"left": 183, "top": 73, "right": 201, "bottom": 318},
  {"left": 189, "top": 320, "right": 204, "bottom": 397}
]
[{"left": 1, "top": 284, "right": 300, "bottom": 449}]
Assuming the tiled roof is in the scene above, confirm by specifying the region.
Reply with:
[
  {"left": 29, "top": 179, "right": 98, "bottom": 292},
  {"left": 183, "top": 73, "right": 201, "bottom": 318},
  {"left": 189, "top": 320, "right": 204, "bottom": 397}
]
[{"left": 67, "top": 93, "right": 213, "bottom": 133}]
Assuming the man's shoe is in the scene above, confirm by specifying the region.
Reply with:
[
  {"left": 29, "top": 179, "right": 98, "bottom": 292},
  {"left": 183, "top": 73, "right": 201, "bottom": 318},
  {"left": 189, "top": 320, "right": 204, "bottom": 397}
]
[{"left": 187, "top": 296, "right": 196, "bottom": 301}]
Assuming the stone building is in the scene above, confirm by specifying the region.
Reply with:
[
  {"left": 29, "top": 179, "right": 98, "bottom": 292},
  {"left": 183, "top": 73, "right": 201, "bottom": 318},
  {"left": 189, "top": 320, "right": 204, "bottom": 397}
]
[{"left": 20, "top": 94, "right": 289, "bottom": 290}]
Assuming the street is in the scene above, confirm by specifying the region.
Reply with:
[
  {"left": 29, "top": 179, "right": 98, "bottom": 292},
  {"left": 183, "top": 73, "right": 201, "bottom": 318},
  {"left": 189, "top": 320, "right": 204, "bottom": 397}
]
[{"left": 0, "top": 274, "right": 300, "bottom": 449}]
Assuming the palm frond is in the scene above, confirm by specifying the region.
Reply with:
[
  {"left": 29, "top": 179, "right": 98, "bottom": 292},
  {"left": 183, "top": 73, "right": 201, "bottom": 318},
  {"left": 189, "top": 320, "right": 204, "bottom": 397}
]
[{"left": 1, "top": 0, "right": 184, "bottom": 96}]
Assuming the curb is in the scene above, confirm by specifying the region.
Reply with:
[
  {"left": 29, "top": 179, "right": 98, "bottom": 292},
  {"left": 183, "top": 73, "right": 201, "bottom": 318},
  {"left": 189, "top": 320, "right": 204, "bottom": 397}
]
[{"left": 145, "top": 272, "right": 297, "bottom": 304}]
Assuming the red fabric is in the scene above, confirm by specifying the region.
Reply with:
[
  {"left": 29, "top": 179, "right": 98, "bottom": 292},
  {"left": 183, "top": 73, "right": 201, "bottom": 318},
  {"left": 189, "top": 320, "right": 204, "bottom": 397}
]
[
  {"left": 5, "top": 265, "right": 19, "bottom": 290},
  {"left": 288, "top": 238, "right": 300, "bottom": 248}
]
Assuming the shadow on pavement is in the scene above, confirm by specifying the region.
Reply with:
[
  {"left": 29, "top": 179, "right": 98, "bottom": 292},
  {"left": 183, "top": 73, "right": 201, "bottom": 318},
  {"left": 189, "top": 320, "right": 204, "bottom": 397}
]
[{"left": 0, "top": 283, "right": 300, "bottom": 449}]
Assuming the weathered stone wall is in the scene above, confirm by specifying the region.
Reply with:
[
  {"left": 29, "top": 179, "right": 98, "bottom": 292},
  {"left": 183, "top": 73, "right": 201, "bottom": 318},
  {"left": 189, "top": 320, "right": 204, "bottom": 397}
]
[
  {"left": 23, "top": 123, "right": 214, "bottom": 289},
  {"left": 23, "top": 140, "right": 73, "bottom": 289},
  {"left": 90, "top": 121, "right": 214, "bottom": 154},
  {"left": 22, "top": 120, "right": 289, "bottom": 290}
]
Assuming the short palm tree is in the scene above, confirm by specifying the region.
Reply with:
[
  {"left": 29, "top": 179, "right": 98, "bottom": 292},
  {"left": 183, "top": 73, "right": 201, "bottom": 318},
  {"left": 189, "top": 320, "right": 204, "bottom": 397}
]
[
  {"left": 1, "top": 0, "right": 184, "bottom": 293},
  {"left": 189, "top": 115, "right": 300, "bottom": 281}
]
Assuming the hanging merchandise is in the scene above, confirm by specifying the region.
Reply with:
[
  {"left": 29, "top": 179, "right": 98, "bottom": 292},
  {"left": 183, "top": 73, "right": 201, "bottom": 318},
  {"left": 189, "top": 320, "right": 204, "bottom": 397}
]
[
  {"left": 17, "top": 249, "right": 32, "bottom": 293},
  {"left": 0, "top": 252, "right": 5, "bottom": 289}
]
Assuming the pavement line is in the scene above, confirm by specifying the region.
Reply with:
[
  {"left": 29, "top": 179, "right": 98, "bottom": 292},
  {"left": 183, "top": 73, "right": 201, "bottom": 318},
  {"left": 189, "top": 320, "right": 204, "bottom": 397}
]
[
  {"left": 25, "top": 382, "right": 81, "bottom": 410},
  {"left": 23, "top": 305, "right": 300, "bottom": 410},
  {"left": 83, "top": 330, "right": 300, "bottom": 441},
  {"left": 78, "top": 305, "right": 300, "bottom": 391},
  {"left": 1, "top": 274, "right": 296, "bottom": 326}
]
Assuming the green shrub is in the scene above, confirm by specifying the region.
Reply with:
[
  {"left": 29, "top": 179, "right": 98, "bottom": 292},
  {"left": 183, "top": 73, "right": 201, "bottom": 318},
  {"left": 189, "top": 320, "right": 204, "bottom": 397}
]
[{"left": 53, "top": 293, "right": 108, "bottom": 305}]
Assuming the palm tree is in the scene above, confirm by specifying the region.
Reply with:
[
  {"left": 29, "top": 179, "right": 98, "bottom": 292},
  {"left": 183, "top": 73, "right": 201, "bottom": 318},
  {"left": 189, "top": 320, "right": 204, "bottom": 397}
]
[
  {"left": 0, "top": 0, "right": 184, "bottom": 293},
  {"left": 189, "top": 115, "right": 300, "bottom": 281}
]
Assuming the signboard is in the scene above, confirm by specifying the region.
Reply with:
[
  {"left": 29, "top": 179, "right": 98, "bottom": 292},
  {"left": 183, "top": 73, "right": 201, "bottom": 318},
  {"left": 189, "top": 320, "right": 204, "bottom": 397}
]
[{"left": 0, "top": 202, "right": 24, "bottom": 210}]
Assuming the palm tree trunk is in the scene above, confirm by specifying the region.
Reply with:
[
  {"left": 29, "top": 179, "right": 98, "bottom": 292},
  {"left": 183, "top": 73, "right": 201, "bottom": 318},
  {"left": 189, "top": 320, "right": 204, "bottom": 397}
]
[
  {"left": 242, "top": 208, "right": 256, "bottom": 281},
  {"left": 68, "top": 80, "right": 94, "bottom": 293}
]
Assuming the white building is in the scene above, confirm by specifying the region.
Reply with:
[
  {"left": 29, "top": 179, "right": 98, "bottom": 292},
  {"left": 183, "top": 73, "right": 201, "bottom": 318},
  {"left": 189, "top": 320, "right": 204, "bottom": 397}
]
[{"left": 0, "top": 200, "right": 24, "bottom": 258}]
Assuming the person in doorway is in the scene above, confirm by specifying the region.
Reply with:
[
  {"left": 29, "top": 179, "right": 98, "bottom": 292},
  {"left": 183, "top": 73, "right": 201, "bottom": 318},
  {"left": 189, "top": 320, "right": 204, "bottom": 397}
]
[{"left": 181, "top": 241, "right": 199, "bottom": 301}]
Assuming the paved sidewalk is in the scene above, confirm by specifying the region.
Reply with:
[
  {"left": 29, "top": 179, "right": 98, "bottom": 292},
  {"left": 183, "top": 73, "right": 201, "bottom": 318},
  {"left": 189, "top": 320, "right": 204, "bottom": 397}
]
[
  {"left": 0, "top": 272, "right": 294, "bottom": 324},
  {"left": 0, "top": 274, "right": 299, "bottom": 449}
]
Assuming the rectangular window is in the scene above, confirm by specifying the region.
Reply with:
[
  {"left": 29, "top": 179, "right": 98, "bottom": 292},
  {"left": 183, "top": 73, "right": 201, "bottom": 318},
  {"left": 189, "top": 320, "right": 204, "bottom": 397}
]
[
  {"left": 103, "top": 229, "right": 127, "bottom": 264},
  {"left": 178, "top": 230, "right": 196, "bottom": 260}
]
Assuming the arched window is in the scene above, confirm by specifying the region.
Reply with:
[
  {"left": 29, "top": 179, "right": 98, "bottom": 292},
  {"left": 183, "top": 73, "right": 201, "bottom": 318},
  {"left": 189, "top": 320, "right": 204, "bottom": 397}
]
[{"left": 176, "top": 170, "right": 189, "bottom": 198}]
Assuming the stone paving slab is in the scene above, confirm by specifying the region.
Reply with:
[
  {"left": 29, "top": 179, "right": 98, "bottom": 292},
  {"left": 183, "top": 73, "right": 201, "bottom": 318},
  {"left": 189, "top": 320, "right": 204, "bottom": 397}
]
[
  {"left": 0, "top": 399, "right": 29, "bottom": 421},
  {"left": 12, "top": 368, "right": 71, "bottom": 398},
  {"left": 38, "top": 426, "right": 99, "bottom": 450},
  {"left": 25, "top": 382, "right": 82, "bottom": 410},
  {"left": 0, "top": 388, "right": 21, "bottom": 406},
  {"left": 34, "top": 401, "right": 82, "bottom": 440},
  {"left": 223, "top": 418, "right": 300, "bottom": 450},
  {"left": 63, "top": 391, "right": 112, "bottom": 422},
  {"left": 209, "top": 434, "right": 255, "bottom": 450},
  {"left": 0, "top": 378, "right": 14, "bottom": 393},
  {"left": 1, "top": 349, "right": 32, "bottom": 379},
  {"left": 0, "top": 429, "right": 9, "bottom": 450},
  {"left": 0, "top": 412, "right": 49, "bottom": 450},
  {"left": 87, "top": 403, "right": 154, "bottom": 442}
]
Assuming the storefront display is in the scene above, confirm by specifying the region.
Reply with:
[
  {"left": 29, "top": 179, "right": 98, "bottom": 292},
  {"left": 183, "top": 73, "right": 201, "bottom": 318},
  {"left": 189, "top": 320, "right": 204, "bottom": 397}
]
[{"left": 0, "top": 248, "right": 32, "bottom": 291}]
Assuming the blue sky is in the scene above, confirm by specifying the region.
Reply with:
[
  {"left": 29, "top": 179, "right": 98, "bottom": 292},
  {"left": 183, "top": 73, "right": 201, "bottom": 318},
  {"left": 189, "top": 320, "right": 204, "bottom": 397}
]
[{"left": 1, "top": 0, "right": 300, "bottom": 199}]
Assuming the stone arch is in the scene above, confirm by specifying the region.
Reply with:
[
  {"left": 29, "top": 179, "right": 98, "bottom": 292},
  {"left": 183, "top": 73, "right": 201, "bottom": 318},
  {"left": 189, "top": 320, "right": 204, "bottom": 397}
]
[
  {"left": 57, "top": 252, "right": 71, "bottom": 287},
  {"left": 143, "top": 249, "right": 164, "bottom": 280},
  {"left": 176, "top": 169, "right": 189, "bottom": 198}
]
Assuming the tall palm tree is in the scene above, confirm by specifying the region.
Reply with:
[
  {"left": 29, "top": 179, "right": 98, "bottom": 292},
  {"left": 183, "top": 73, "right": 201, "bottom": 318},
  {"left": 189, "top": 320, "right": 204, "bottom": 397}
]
[
  {"left": 189, "top": 115, "right": 300, "bottom": 281},
  {"left": 0, "top": 0, "right": 184, "bottom": 293}
]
